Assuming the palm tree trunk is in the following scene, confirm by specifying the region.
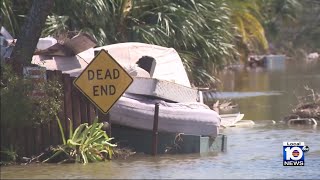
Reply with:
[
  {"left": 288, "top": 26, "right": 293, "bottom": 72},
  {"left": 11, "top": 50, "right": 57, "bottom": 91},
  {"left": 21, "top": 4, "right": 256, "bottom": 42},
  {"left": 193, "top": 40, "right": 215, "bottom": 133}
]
[{"left": 10, "top": 0, "right": 54, "bottom": 75}]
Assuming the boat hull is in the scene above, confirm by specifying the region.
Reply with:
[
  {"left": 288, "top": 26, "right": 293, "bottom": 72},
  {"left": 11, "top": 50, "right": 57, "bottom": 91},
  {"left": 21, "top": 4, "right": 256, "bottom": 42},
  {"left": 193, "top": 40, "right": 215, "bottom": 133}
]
[{"left": 109, "top": 94, "right": 221, "bottom": 137}]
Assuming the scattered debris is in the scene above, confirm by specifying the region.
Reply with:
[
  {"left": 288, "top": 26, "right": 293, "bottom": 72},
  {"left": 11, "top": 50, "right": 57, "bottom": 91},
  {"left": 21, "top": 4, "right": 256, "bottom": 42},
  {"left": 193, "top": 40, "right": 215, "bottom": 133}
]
[
  {"left": 1, "top": 27, "right": 97, "bottom": 63},
  {"left": 34, "top": 32, "right": 97, "bottom": 56},
  {"left": 232, "top": 120, "right": 255, "bottom": 128},
  {"left": 0, "top": 26, "right": 15, "bottom": 62},
  {"left": 307, "top": 52, "right": 319, "bottom": 62},
  {"left": 247, "top": 55, "right": 266, "bottom": 68},
  {"left": 287, "top": 118, "right": 317, "bottom": 126},
  {"left": 284, "top": 86, "right": 320, "bottom": 126},
  {"left": 164, "top": 133, "right": 184, "bottom": 154},
  {"left": 253, "top": 120, "right": 276, "bottom": 125},
  {"left": 212, "top": 100, "right": 239, "bottom": 114},
  {"left": 113, "top": 147, "right": 136, "bottom": 159}
]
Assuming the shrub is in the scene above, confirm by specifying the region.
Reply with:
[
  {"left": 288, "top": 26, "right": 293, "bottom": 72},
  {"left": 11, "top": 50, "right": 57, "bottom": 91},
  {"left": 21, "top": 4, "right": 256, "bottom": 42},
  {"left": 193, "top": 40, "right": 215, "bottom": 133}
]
[
  {"left": 0, "top": 64, "right": 62, "bottom": 128},
  {"left": 43, "top": 116, "right": 117, "bottom": 164}
]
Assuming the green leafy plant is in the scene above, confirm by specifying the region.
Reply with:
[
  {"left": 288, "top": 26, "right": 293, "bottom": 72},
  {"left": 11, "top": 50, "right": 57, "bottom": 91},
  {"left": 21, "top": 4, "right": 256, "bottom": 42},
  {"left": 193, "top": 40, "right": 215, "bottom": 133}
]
[
  {"left": 0, "top": 65, "right": 63, "bottom": 128},
  {"left": 1, "top": 65, "right": 33, "bottom": 128},
  {"left": 0, "top": 145, "right": 18, "bottom": 164},
  {"left": 40, "top": 0, "right": 237, "bottom": 87},
  {"left": 43, "top": 116, "right": 117, "bottom": 164}
]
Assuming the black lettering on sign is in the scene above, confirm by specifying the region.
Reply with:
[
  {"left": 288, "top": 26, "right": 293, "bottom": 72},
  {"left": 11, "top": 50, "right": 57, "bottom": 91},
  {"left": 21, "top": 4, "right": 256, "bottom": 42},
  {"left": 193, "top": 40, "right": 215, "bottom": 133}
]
[
  {"left": 93, "top": 85, "right": 117, "bottom": 96},
  {"left": 88, "top": 70, "right": 94, "bottom": 80},
  {"left": 96, "top": 69, "right": 103, "bottom": 80},
  {"left": 101, "top": 85, "right": 108, "bottom": 96},
  {"left": 93, "top": 85, "right": 99, "bottom": 96},
  {"left": 88, "top": 69, "right": 121, "bottom": 80},
  {"left": 104, "top": 69, "right": 112, "bottom": 79},
  {"left": 109, "top": 85, "right": 116, "bottom": 95},
  {"left": 113, "top": 69, "right": 119, "bottom": 79}
]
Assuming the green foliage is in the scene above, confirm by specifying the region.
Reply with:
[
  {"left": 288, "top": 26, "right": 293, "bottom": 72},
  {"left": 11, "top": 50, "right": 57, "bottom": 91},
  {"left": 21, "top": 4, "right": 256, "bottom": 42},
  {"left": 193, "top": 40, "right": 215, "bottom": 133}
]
[
  {"left": 262, "top": 0, "right": 302, "bottom": 39},
  {"left": 1, "top": 65, "right": 32, "bottom": 128},
  {"left": 1, "top": 0, "right": 32, "bottom": 36},
  {"left": 41, "top": 0, "right": 236, "bottom": 87},
  {"left": 228, "top": 0, "right": 269, "bottom": 62},
  {"left": 44, "top": 116, "right": 117, "bottom": 164},
  {"left": 3, "top": 0, "right": 256, "bottom": 86},
  {"left": 30, "top": 78, "right": 63, "bottom": 126},
  {"left": 261, "top": 0, "right": 320, "bottom": 57},
  {"left": 0, "top": 145, "right": 18, "bottom": 163},
  {"left": 4, "top": 0, "right": 320, "bottom": 69},
  {"left": 0, "top": 65, "right": 63, "bottom": 128}
]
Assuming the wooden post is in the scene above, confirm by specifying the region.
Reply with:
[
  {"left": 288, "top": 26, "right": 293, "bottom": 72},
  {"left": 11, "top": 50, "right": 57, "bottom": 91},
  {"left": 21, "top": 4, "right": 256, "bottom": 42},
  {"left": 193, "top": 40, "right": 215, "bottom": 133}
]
[
  {"left": 63, "top": 73, "right": 73, "bottom": 136},
  {"left": 71, "top": 77, "right": 81, "bottom": 130},
  {"left": 152, "top": 103, "right": 160, "bottom": 156},
  {"left": 34, "top": 126, "right": 42, "bottom": 155},
  {"left": 46, "top": 70, "right": 58, "bottom": 146},
  {"left": 24, "top": 127, "right": 31, "bottom": 157},
  {"left": 99, "top": 112, "right": 111, "bottom": 137},
  {"left": 87, "top": 101, "right": 95, "bottom": 124},
  {"left": 41, "top": 123, "right": 50, "bottom": 153},
  {"left": 54, "top": 70, "right": 65, "bottom": 145},
  {"left": 79, "top": 95, "right": 88, "bottom": 124}
]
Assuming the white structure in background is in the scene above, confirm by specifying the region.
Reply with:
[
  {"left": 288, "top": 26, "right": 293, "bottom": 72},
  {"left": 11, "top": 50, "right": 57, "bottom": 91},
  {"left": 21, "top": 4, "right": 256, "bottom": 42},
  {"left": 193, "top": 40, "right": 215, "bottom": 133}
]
[{"left": 264, "top": 54, "right": 286, "bottom": 70}]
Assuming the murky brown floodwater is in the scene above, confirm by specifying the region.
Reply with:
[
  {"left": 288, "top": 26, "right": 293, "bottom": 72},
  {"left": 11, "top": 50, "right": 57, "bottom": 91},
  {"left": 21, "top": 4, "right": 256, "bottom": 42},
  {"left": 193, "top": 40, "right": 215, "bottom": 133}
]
[{"left": 1, "top": 60, "right": 320, "bottom": 179}]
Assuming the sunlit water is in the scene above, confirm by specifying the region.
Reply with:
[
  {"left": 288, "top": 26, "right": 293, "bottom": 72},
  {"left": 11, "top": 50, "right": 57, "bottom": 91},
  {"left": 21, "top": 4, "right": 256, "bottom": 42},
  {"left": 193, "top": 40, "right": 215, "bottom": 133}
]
[{"left": 1, "top": 61, "right": 320, "bottom": 179}]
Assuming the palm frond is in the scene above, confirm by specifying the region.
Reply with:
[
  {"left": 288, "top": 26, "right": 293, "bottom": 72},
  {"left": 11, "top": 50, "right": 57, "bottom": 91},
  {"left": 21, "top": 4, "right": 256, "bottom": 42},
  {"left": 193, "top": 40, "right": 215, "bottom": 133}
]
[{"left": 41, "top": 0, "right": 237, "bottom": 87}]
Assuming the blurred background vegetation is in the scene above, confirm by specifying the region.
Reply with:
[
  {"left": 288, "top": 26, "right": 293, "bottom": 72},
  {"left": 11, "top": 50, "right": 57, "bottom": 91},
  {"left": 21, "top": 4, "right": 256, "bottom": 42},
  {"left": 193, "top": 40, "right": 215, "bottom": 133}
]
[{"left": 1, "top": 0, "right": 319, "bottom": 86}]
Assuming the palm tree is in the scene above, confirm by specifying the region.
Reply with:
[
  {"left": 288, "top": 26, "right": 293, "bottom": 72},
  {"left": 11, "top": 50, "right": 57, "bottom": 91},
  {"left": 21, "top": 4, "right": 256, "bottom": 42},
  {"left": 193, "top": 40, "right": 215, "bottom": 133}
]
[
  {"left": 261, "top": 0, "right": 302, "bottom": 42},
  {"left": 294, "top": 0, "right": 320, "bottom": 51},
  {"left": 10, "top": 0, "right": 55, "bottom": 74},
  {"left": 128, "top": 0, "right": 236, "bottom": 86},
  {"left": 42, "top": 0, "right": 236, "bottom": 87},
  {"left": 227, "top": 0, "right": 268, "bottom": 62},
  {"left": 1, "top": 0, "right": 33, "bottom": 37},
  {"left": 260, "top": 0, "right": 320, "bottom": 57},
  {"left": 1, "top": 0, "right": 17, "bottom": 36}
]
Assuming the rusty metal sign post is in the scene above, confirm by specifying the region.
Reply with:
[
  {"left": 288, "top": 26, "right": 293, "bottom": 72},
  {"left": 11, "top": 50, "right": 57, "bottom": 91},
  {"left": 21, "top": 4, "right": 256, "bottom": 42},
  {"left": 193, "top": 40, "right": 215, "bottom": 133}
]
[{"left": 152, "top": 103, "right": 160, "bottom": 156}]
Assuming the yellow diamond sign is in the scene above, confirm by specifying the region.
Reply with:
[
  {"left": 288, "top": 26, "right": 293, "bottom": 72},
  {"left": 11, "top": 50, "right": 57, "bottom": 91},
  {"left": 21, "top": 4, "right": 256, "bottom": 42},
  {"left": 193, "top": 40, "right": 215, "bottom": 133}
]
[{"left": 74, "top": 49, "right": 133, "bottom": 114}]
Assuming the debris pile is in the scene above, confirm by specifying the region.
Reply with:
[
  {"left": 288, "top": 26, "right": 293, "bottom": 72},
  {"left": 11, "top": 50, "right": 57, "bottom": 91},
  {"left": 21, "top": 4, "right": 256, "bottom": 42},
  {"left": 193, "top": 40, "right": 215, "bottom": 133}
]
[{"left": 284, "top": 87, "right": 320, "bottom": 122}]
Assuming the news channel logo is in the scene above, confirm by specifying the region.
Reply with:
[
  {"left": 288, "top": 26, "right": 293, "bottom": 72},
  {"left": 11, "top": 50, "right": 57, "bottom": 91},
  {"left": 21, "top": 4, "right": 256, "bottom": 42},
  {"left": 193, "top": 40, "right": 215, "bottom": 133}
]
[{"left": 283, "top": 142, "right": 309, "bottom": 166}]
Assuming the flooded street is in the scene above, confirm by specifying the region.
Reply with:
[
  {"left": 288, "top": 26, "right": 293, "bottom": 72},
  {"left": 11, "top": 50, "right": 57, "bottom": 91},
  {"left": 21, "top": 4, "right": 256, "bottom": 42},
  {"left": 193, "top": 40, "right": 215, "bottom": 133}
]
[
  {"left": 216, "top": 61, "right": 320, "bottom": 121},
  {"left": 1, "top": 61, "right": 320, "bottom": 179}
]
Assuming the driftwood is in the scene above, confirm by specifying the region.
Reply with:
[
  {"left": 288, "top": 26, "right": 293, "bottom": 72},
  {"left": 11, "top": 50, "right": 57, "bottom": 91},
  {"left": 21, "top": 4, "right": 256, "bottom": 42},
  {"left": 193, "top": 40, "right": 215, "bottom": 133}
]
[
  {"left": 212, "top": 100, "right": 239, "bottom": 114},
  {"left": 284, "top": 87, "right": 320, "bottom": 121},
  {"left": 112, "top": 147, "right": 136, "bottom": 159}
]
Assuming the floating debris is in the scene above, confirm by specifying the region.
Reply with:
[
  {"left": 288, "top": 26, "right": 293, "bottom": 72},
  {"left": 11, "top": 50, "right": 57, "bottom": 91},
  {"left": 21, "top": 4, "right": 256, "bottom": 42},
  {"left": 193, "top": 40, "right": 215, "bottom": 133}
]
[{"left": 284, "top": 87, "right": 320, "bottom": 127}]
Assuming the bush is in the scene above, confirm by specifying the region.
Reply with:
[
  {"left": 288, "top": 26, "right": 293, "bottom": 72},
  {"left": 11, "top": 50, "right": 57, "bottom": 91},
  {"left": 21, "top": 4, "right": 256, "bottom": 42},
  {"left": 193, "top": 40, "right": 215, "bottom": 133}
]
[
  {"left": 0, "top": 64, "right": 63, "bottom": 128},
  {"left": 43, "top": 116, "right": 117, "bottom": 164}
]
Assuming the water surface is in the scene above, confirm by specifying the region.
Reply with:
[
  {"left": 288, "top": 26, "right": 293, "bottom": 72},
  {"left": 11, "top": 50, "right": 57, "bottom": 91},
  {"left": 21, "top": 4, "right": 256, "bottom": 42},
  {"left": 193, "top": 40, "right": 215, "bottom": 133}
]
[
  {"left": 1, "top": 61, "right": 320, "bottom": 179},
  {"left": 216, "top": 61, "right": 320, "bottom": 121},
  {"left": 1, "top": 126, "right": 319, "bottom": 179}
]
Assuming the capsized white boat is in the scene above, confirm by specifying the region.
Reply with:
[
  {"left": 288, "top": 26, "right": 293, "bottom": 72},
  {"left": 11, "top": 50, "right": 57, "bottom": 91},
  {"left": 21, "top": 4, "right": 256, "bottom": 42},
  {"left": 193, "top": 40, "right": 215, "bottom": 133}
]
[
  {"left": 31, "top": 42, "right": 234, "bottom": 135},
  {"left": 109, "top": 93, "right": 221, "bottom": 137},
  {"left": 32, "top": 42, "right": 192, "bottom": 87}
]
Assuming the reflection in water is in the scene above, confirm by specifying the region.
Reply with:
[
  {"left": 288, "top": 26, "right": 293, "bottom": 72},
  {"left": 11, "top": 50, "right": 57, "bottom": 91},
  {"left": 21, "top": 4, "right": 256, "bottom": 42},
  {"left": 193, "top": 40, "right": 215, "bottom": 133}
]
[
  {"left": 205, "top": 91, "right": 283, "bottom": 99},
  {"left": 1, "top": 62, "right": 320, "bottom": 179},
  {"left": 216, "top": 62, "right": 320, "bottom": 121}
]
